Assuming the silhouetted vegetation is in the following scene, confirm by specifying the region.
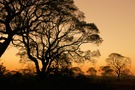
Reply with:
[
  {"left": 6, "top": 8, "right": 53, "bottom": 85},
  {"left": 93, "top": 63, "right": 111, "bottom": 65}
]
[
  {"left": 0, "top": 0, "right": 134, "bottom": 90},
  {"left": 9, "top": 0, "right": 102, "bottom": 78},
  {"left": 100, "top": 65, "right": 114, "bottom": 77},
  {"left": 0, "top": 63, "right": 6, "bottom": 76},
  {"left": 0, "top": 65, "right": 135, "bottom": 90},
  {"left": 0, "top": 0, "right": 40, "bottom": 57},
  {"left": 0, "top": 54, "right": 134, "bottom": 90},
  {"left": 87, "top": 67, "right": 97, "bottom": 76},
  {"left": 106, "top": 53, "right": 131, "bottom": 80}
]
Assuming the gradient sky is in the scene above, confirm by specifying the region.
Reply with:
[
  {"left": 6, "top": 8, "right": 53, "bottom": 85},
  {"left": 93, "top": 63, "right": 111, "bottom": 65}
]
[
  {"left": 1, "top": 0, "right": 135, "bottom": 74},
  {"left": 74, "top": 0, "right": 135, "bottom": 73}
]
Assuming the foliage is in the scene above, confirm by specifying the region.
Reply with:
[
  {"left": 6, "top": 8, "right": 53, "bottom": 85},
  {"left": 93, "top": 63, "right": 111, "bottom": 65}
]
[
  {"left": 19, "top": 63, "right": 36, "bottom": 75},
  {"left": 12, "top": 0, "right": 102, "bottom": 77},
  {"left": 100, "top": 66, "right": 114, "bottom": 77},
  {"left": 106, "top": 53, "right": 131, "bottom": 79},
  {"left": 70, "top": 66, "right": 84, "bottom": 76},
  {"left": 0, "top": 0, "right": 41, "bottom": 57},
  {"left": 87, "top": 67, "right": 97, "bottom": 76},
  {"left": 0, "top": 63, "right": 6, "bottom": 75}
]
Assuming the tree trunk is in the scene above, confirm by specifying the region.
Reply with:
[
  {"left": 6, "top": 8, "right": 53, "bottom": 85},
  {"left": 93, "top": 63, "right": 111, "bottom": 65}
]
[
  {"left": 117, "top": 69, "right": 121, "bottom": 80},
  {"left": 27, "top": 52, "right": 41, "bottom": 79},
  {"left": 40, "top": 60, "right": 50, "bottom": 78},
  {"left": 118, "top": 73, "right": 120, "bottom": 80},
  {"left": 34, "top": 60, "right": 41, "bottom": 77}
]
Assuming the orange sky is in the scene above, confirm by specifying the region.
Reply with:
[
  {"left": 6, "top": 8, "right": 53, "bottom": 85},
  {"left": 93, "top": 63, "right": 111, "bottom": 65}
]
[
  {"left": 1, "top": 0, "right": 135, "bottom": 74},
  {"left": 74, "top": 0, "right": 135, "bottom": 74}
]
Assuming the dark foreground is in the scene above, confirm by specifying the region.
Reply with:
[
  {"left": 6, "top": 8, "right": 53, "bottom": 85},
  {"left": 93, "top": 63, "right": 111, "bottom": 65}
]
[{"left": 0, "top": 75, "right": 135, "bottom": 90}]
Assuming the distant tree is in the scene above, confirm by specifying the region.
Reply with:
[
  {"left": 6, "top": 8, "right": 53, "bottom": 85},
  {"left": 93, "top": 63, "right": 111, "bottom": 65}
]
[
  {"left": 106, "top": 53, "right": 131, "bottom": 80},
  {"left": 14, "top": 0, "right": 102, "bottom": 78},
  {"left": 59, "top": 67, "right": 73, "bottom": 77},
  {"left": 0, "top": 62, "right": 6, "bottom": 75},
  {"left": 0, "top": 0, "right": 41, "bottom": 57},
  {"left": 70, "top": 67, "right": 84, "bottom": 77},
  {"left": 87, "top": 67, "right": 97, "bottom": 76},
  {"left": 100, "top": 66, "right": 114, "bottom": 77},
  {"left": 20, "top": 63, "right": 36, "bottom": 76}
]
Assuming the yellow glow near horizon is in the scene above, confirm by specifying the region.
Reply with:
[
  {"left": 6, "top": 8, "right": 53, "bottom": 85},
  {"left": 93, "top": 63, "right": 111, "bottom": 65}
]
[{"left": 1, "top": 0, "right": 135, "bottom": 74}]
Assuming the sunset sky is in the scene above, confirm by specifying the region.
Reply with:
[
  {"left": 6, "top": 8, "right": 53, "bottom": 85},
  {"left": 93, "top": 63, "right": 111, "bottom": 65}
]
[{"left": 1, "top": 0, "right": 135, "bottom": 74}]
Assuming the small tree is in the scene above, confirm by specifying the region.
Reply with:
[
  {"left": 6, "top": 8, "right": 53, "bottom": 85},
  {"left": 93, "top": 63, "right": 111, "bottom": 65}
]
[
  {"left": 0, "top": 63, "right": 6, "bottom": 75},
  {"left": 87, "top": 67, "right": 97, "bottom": 76},
  {"left": 70, "top": 67, "right": 84, "bottom": 77},
  {"left": 100, "top": 66, "right": 114, "bottom": 77},
  {"left": 0, "top": 59, "right": 6, "bottom": 75},
  {"left": 20, "top": 63, "right": 36, "bottom": 76},
  {"left": 106, "top": 53, "right": 131, "bottom": 80}
]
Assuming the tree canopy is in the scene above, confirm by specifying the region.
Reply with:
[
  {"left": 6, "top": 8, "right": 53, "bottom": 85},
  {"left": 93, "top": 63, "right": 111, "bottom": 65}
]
[
  {"left": 87, "top": 67, "right": 97, "bottom": 76},
  {"left": 100, "top": 66, "right": 114, "bottom": 77},
  {"left": 106, "top": 53, "right": 131, "bottom": 79},
  {"left": 0, "top": 0, "right": 102, "bottom": 78},
  {"left": 0, "top": 0, "right": 41, "bottom": 57},
  {"left": 15, "top": 0, "right": 102, "bottom": 77}
]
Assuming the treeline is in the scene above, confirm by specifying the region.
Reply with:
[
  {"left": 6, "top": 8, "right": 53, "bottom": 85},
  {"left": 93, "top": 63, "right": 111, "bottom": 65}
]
[{"left": 0, "top": 63, "right": 135, "bottom": 90}]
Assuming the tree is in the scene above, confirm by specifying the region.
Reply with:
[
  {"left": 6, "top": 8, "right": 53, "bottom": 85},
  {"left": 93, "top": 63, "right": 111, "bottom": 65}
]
[
  {"left": 70, "top": 67, "right": 84, "bottom": 77},
  {"left": 19, "top": 63, "right": 36, "bottom": 76},
  {"left": 0, "top": 0, "right": 44, "bottom": 57},
  {"left": 0, "top": 62, "right": 6, "bottom": 75},
  {"left": 14, "top": 0, "right": 102, "bottom": 78},
  {"left": 106, "top": 53, "right": 131, "bottom": 80},
  {"left": 87, "top": 67, "right": 97, "bottom": 76},
  {"left": 100, "top": 66, "right": 114, "bottom": 77}
]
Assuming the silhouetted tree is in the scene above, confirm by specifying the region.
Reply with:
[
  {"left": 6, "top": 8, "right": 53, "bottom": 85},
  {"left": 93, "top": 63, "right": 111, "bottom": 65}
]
[
  {"left": 87, "top": 67, "right": 97, "bottom": 76},
  {"left": 59, "top": 67, "right": 73, "bottom": 77},
  {"left": 14, "top": 0, "right": 102, "bottom": 78},
  {"left": 0, "top": 0, "right": 42, "bottom": 57},
  {"left": 100, "top": 66, "right": 114, "bottom": 77},
  {"left": 20, "top": 63, "right": 36, "bottom": 76},
  {"left": 106, "top": 53, "right": 131, "bottom": 80},
  {"left": 0, "top": 62, "right": 6, "bottom": 75},
  {"left": 70, "top": 67, "right": 84, "bottom": 77}
]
